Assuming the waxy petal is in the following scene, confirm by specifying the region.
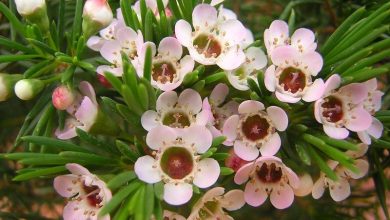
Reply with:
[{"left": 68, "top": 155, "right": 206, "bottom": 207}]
[
  {"left": 302, "top": 78, "right": 325, "bottom": 102},
  {"left": 270, "top": 185, "right": 295, "bottom": 209},
  {"left": 146, "top": 126, "right": 177, "bottom": 150},
  {"left": 164, "top": 182, "right": 193, "bottom": 205},
  {"left": 181, "top": 126, "right": 212, "bottom": 154},
  {"left": 238, "top": 100, "right": 265, "bottom": 114},
  {"left": 135, "top": 156, "right": 161, "bottom": 184},
  {"left": 158, "top": 37, "right": 183, "bottom": 60},
  {"left": 323, "top": 125, "right": 349, "bottom": 139},
  {"left": 244, "top": 181, "right": 268, "bottom": 207},
  {"left": 267, "top": 106, "right": 288, "bottom": 131},
  {"left": 234, "top": 140, "right": 259, "bottom": 161},
  {"left": 175, "top": 20, "right": 192, "bottom": 47},
  {"left": 193, "top": 158, "right": 220, "bottom": 188},
  {"left": 259, "top": 132, "right": 281, "bottom": 156}
]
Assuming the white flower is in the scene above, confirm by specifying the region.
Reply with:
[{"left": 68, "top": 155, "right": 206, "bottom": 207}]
[
  {"left": 141, "top": 89, "right": 209, "bottom": 131},
  {"left": 14, "top": 79, "right": 44, "bottom": 100},
  {"left": 188, "top": 187, "right": 245, "bottom": 220},
  {"left": 82, "top": 0, "right": 114, "bottom": 38},
  {"left": 15, "top": 0, "right": 46, "bottom": 16},
  {"left": 312, "top": 144, "right": 369, "bottom": 202},
  {"left": 135, "top": 126, "right": 220, "bottom": 205},
  {"left": 87, "top": 19, "right": 126, "bottom": 51},
  {"left": 175, "top": 4, "right": 247, "bottom": 70}
]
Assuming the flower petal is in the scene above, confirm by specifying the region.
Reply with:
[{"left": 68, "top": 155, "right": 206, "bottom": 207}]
[
  {"left": 323, "top": 125, "right": 349, "bottom": 139},
  {"left": 66, "top": 163, "right": 91, "bottom": 176},
  {"left": 234, "top": 140, "right": 259, "bottom": 161},
  {"left": 339, "top": 83, "right": 368, "bottom": 104},
  {"left": 79, "top": 81, "right": 97, "bottom": 105},
  {"left": 302, "top": 79, "right": 325, "bottom": 102},
  {"left": 270, "top": 185, "right": 295, "bottom": 209},
  {"left": 291, "top": 28, "right": 316, "bottom": 54},
  {"left": 270, "top": 45, "right": 298, "bottom": 67},
  {"left": 264, "top": 65, "right": 276, "bottom": 92},
  {"left": 314, "top": 100, "right": 322, "bottom": 123},
  {"left": 63, "top": 202, "right": 86, "bottom": 220},
  {"left": 100, "top": 40, "right": 122, "bottom": 64},
  {"left": 175, "top": 20, "right": 192, "bottom": 47},
  {"left": 146, "top": 125, "right": 177, "bottom": 150},
  {"left": 135, "top": 156, "right": 162, "bottom": 184},
  {"left": 216, "top": 46, "right": 246, "bottom": 71},
  {"left": 210, "top": 83, "right": 229, "bottom": 106},
  {"left": 345, "top": 107, "right": 372, "bottom": 132},
  {"left": 218, "top": 19, "right": 247, "bottom": 44},
  {"left": 181, "top": 126, "right": 212, "bottom": 154},
  {"left": 158, "top": 37, "right": 183, "bottom": 60},
  {"left": 75, "top": 97, "right": 98, "bottom": 130},
  {"left": 53, "top": 175, "right": 79, "bottom": 198},
  {"left": 329, "top": 179, "right": 351, "bottom": 202},
  {"left": 164, "top": 182, "right": 193, "bottom": 205},
  {"left": 220, "top": 189, "right": 245, "bottom": 211},
  {"left": 259, "top": 132, "right": 281, "bottom": 156},
  {"left": 234, "top": 162, "right": 253, "bottom": 185},
  {"left": 301, "top": 51, "right": 323, "bottom": 76},
  {"left": 141, "top": 110, "right": 160, "bottom": 131},
  {"left": 264, "top": 20, "right": 289, "bottom": 54},
  {"left": 244, "top": 181, "right": 268, "bottom": 207},
  {"left": 294, "top": 173, "right": 313, "bottom": 197},
  {"left": 156, "top": 90, "right": 178, "bottom": 112},
  {"left": 266, "top": 106, "right": 288, "bottom": 131},
  {"left": 238, "top": 100, "right": 265, "bottom": 114},
  {"left": 55, "top": 119, "right": 78, "bottom": 140},
  {"left": 245, "top": 47, "right": 267, "bottom": 70},
  {"left": 194, "top": 158, "right": 220, "bottom": 188},
  {"left": 179, "top": 55, "right": 195, "bottom": 77},
  {"left": 344, "top": 159, "right": 369, "bottom": 179},
  {"left": 367, "top": 117, "right": 383, "bottom": 139},
  {"left": 192, "top": 4, "right": 218, "bottom": 30},
  {"left": 178, "top": 89, "right": 202, "bottom": 113},
  {"left": 222, "top": 115, "right": 239, "bottom": 142},
  {"left": 357, "top": 131, "right": 371, "bottom": 145},
  {"left": 324, "top": 74, "right": 341, "bottom": 94},
  {"left": 275, "top": 91, "right": 301, "bottom": 103},
  {"left": 312, "top": 177, "right": 325, "bottom": 199},
  {"left": 86, "top": 36, "right": 105, "bottom": 51}
]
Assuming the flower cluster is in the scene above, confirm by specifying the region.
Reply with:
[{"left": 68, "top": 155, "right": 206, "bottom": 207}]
[{"left": 3, "top": 0, "right": 388, "bottom": 219}]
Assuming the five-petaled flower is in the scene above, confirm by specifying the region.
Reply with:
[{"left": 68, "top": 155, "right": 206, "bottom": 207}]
[
  {"left": 234, "top": 156, "right": 300, "bottom": 209},
  {"left": 54, "top": 163, "right": 112, "bottom": 220},
  {"left": 134, "top": 125, "right": 220, "bottom": 205}
]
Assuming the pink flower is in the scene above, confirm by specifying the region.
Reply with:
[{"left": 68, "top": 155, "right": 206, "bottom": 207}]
[
  {"left": 264, "top": 20, "right": 317, "bottom": 56},
  {"left": 264, "top": 45, "right": 325, "bottom": 103},
  {"left": 87, "top": 19, "right": 126, "bottom": 51},
  {"left": 175, "top": 4, "right": 247, "bottom": 70},
  {"left": 312, "top": 144, "right": 369, "bottom": 202},
  {"left": 97, "top": 27, "right": 143, "bottom": 77},
  {"left": 225, "top": 149, "right": 249, "bottom": 172},
  {"left": 222, "top": 100, "right": 288, "bottom": 161},
  {"left": 160, "top": 210, "right": 185, "bottom": 220},
  {"left": 314, "top": 74, "right": 372, "bottom": 139},
  {"left": 141, "top": 89, "right": 209, "bottom": 131},
  {"left": 52, "top": 85, "right": 75, "bottom": 110},
  {"left": 203, "top": 83, "right": 239, "bottom": 139},
  {"left": 357, "top": 78, "right": 384, "bottom": 144},
  {"left": 132, "top": 0, "right": 169, "bottom": 19},
  {"left": 55, "top": 81, "right": 98, "bottom": 140},
  {"left": 54, "top": 163, "right": 112, "bottom": 220},
  {"left": 82, "top": 0, "right": 114, "bottom": 38},
  {"left": 234, "top": 156, "right": 300, "bottom": 209},
  {"left": 188, "top": 187, "right": 245, "bottom": 220},
  {"left": 137, "top": 37, "right": 195, "bottom": 91},
  {"left": 226, "top": 47, "right": 268, "bottom": 91},
  {"left": 134, "top": 126, "right": 220, "bottom": 205}
]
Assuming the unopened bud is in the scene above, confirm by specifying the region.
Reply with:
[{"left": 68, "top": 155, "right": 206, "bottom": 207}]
[
  {"left": 82, "top": 0, "right": 113, "bottom": 38},
  {"left": 15, "top": 0, "right": 49, "bottom": 32},
  {"left": 52, "top": 85, "right": 75, "bottom": 110},
  {"left": 0, "top": 74, "right": 23, "bottom": 101},
  {"left": 225, "top": 149, "right": 249, "bottom": 172},
  {"left": 14, "top": 79, "right": 44, "bottom": 100}
]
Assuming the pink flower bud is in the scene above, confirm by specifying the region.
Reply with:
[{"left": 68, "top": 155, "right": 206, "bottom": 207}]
[
  {"left": 52, "top": 85, "right": 75, "bottom": 110},
  {"left": 97, "top": 74, "right": 112, "bottom": 88},
  {"left": 82, "top": 0, "right": 113, "bottom": 38},
  {"left": 225, "top": 149, "right": 248, "bottom": 172}
]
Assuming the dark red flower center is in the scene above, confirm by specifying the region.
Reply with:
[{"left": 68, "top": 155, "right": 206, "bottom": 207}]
[
  {"left": 193, "top": 34, "right": 222, "bottom": 58},
  {"left": 279, "top": 67, "right": 306, "bottom": 94},
  {"left": 152, "top": 62, "right": 176, "bottom": 84},
  {"left": 162, "top": 111, "right": 191, "bottom": 128},
  {"left": 241, "top": 115, "right": 270, "bottom": 141},
  {"left": 82, "top": 183, "right": 102, "bottom": 208},
  {"left": 321, "top": 96, "right": 344, "bottom": 123},
  {"left": 256, "top": 163, "right": 283, "bottom": 184},
  {"left": 160, "top": 147, "right": 194, "bottom": 179}
]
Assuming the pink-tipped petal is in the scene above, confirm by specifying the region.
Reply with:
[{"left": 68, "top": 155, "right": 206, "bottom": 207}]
[
  {"left": 220, "top": 189, "right": 245, "bottom": 211},
  {"left": 323, "top": 125, "right": 349, "bottom": 139},
  {"left": 244, "top": 181, "right": 268, "bottom": 207},
  {"left": 75, "top": 97, "right": 98, "bottom": 129},
  {"left": 234, "top": 140, "right": 259, "bottom": 161},
  {"left": 158, "top": 37, "right": 183, "bottom": 60},
  {"left": 181, "top": 126, "right": 212, "bottom": 153},
  {"left": 329, "top": 179, "right": 351, "bottom": 202},
  {"left": 192, "top": 4, "right": 218, "bottom": 30},
  {"left": 134, "top": 156, "right": 161, "bottom": 184},
  {"left": 301, "top": 51, "right": 323, "bottom": 76},
  {"left": 178, "top": 89, "right": 202, "bottom": 113},
  {"left": 345, "top": 107, "right": 372, "bottom": 132},
  {"left": 156, "top": 90, "right": 178, "bottom": 112},
  {"left": 264, "top": 65, "right": 277, "bottom": 92},
  {"left": 312, "top": 177, "right": 325, "bottom": 199},
  {"left": 146, "top": 126, "right": 177, "bottom": 150},
  {"left": 302, "top": 79, "right": 325, "bottom": 102},
  {"left": 193, "top": 158, "right": 220, "bottom": 188},
  {"left": 291, "top": 28, "right": 316, "bottom": 53},
  {"left": 270, "top": 185, "right": 295, "bottom": 209},
  {"left": 259, "top": 132, "right": 281, "bottom": 156},
  {"left": 367, "top": 117, "right": 383, "bottom": 139},
  {"left": 270, "top": 45, "right": 298, "bottom": 67},
  {"left": 164, "top": 182, "right": 193, "bottom": 205},
  {"left": 222, "top": 115, "right": 239, "bottom": 142},
  {"left": 141, "top": 110, "right": 160, "bottom": 131},
  {"left": 238, "top": 100, "right": 265, "bottom": 114},
  {"left": 79, "top": 81, "right": 97, "bottom": 105},
  {"left": 216, "top": 46, "right": 246, "bottom": 71},
  {"left": 275, "top": 91, "right": 301, "bottom": 103},
  {"left": 267, "top": 106, "right": 288, "bottom": 131},
  {"left": 234, "top": 162, "right": 254, "bottom": 184},
  {"left": 175, "top": 20, "right": 192, "bottom": 47},
  {"left": 339, "top": 83, "right": 368, "bottom": 104},
  {"left": 66, "top": 163, "right": 91, "bottom": 176},
  {"left": 324, "top": 74, "right": 341, "bottom": 94},
  {"left": 210, "top": 83, "right": 229, "bottom": 106},
  {"left": 54, "top": 175, "right": 79, "bottom": 198}
]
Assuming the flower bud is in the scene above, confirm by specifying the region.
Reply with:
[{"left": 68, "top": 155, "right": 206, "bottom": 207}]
[
  {"left": 0, "top": 74, "right": 23, "bottom": 101},
  {"left": 82, "top": 0, "right": 113, "bottom": 38},
  {"left": 15, "top": 0, "right": 50, "bottom": 32},
  {"left": 14, "top": 79, "right": 45, "bottom": 100},
  {"left": 52, "top": 85, "right": 75, "bottom": 110}
]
